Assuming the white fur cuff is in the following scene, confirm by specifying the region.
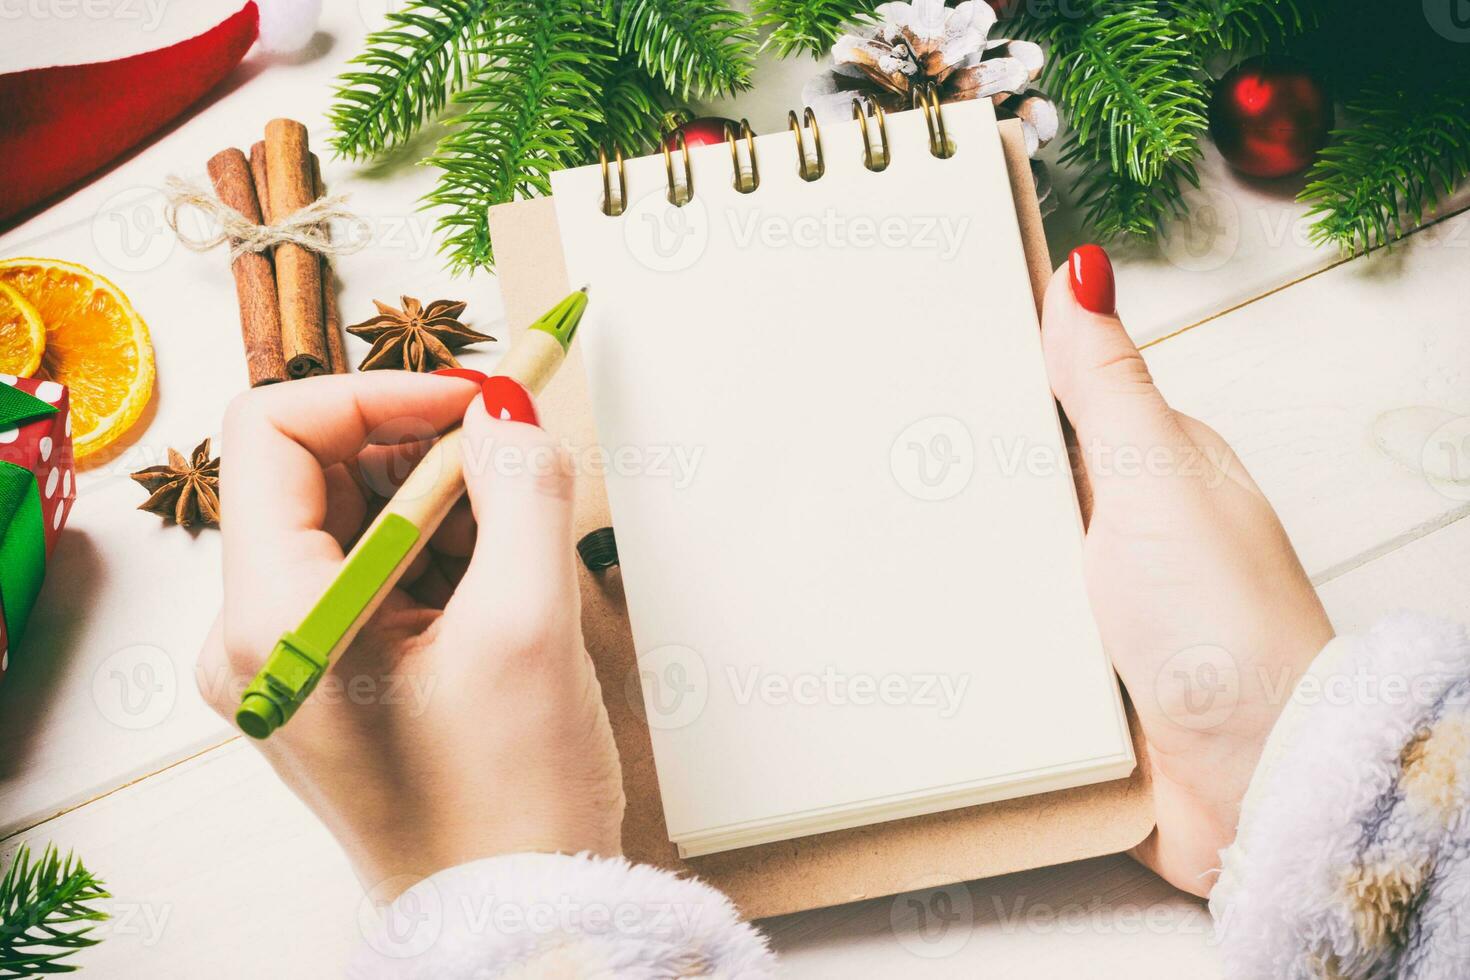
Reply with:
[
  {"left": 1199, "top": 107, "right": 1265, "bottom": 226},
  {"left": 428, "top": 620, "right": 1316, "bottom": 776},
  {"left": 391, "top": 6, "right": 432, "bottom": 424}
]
[
  {"left": 347, "top": 852, "right": 776, "bottom": 979},
  {"left": 1211, "top": 612, "right": 1470, "bottom": 979}
]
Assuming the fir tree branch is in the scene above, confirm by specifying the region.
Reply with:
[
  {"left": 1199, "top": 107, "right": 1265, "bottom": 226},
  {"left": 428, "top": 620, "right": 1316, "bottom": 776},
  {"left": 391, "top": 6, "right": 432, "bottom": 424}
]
[
  {"left": 329, "top": 0, "right": 496, "bottom": 161},
  {"left": 1063, "top": 136, "right": 1199, "bottom": 239},
  {"left": 1170, "top": 0, "right": 1314, "bottom": 52},
  {"left": 427, "top": 0, "right": 609, "bottom": 271},
  {"left": 1020, "top": 5, "right": 1208, "bottom": 185},
  {"left": 1014, "top": 2, "right": 1206, "bottom": 238},
  {"left": 582, "top": 49, "right": 676, "bottom": 159},
  {"left": 610, "top": 0, "right": 756, "bottom": 99},
  {"left": 0, "top": 845, "right": 108, "bottom": 978},
  {"left": 1301, "top": 84, "right": 1470, "bottom": 253},
  {"left": 751, "top": 0, "right": 878, "bottom": 60}
]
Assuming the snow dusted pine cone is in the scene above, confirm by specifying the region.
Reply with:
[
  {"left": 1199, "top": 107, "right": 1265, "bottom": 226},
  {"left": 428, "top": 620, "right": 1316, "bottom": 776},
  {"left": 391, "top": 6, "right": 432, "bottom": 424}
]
[{"left": 802, "top": 0, "right": 1059, "bottom": 211}]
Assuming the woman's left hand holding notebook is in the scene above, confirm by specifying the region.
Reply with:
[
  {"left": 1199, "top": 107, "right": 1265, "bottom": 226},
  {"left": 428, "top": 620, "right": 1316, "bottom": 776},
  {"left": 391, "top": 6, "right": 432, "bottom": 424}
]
[{"left": 197, "top": 371, "right": 625, "bottom": 896}]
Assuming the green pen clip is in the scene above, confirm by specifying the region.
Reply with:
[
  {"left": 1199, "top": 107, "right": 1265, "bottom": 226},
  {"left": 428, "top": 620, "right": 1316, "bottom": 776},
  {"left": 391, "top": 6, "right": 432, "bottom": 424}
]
[{"left": 236, "top": 513, "right": 421, "bottom": 739}]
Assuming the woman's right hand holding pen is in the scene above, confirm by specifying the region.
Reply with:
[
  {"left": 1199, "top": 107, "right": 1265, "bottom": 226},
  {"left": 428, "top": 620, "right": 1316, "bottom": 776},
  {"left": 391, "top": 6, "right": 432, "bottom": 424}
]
[{"left": 196, "top": 370, "right": 625, "bottom": 898}]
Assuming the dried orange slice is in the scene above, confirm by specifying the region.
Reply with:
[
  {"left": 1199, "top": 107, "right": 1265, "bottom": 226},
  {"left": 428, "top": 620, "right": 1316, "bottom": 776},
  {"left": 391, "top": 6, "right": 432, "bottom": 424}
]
[
  {"left": 0, "top": 282, "right": 45, "bottom": 377},
  {"left": 0, "top": 258, "right": 155, "bottom": 462}
]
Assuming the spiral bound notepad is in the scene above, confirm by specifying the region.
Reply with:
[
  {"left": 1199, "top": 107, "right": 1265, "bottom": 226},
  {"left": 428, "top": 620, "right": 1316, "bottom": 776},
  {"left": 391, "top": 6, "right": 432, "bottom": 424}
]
[{"left": 549, "top": 96, "right": 1133, "bottom": 859}]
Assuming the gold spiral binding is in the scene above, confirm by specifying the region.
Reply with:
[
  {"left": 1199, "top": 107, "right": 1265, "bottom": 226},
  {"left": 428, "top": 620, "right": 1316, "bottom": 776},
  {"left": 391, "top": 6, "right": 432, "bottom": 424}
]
[
  {"left": 599, "top": 144, "right": 627, "bottom": 216},
  {"left": 603, "top": 96, "right": 954, "bottom": 214},
  {"left": 787, "top": 107, "right": 825, "bottom": 181},
  {"left": 912, "top": 83, "right": 954, "bottom": 159},
  {"left": 851, "top": 99, "right": 890, "bottom": 172},
  {"left": 724, "top": 118, "right": 759, "bottom": 193},
  {"left": 663, "top": 131, "right": 694, "bottom": 206}
]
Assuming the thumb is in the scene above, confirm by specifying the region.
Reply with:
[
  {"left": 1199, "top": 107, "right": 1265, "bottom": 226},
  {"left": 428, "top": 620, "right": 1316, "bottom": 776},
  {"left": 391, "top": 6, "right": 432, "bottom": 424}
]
[
  {"left": 1041, "top": 245, "right": 1189, "bottom": 485},
  {"left": 439, "top": 377, "right": 580, "bottom": 644}
]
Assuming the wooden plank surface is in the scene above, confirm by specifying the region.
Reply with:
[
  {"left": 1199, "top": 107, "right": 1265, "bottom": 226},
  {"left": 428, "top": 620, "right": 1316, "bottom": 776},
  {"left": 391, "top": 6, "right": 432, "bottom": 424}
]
[
  {"left": 1142, "top": 210, "right": 1470, "bottom": 584},
  {"left": 1050, "top": 148, "right": 1470, "bottom": 345},
  {"left": 1318, "top": 516, "right": 1470, "bottom": 632},
  {"left": 10, "top": 511, "right": 1464, "bottom": 979},
  {"left": 0, "top": 742, "right": 363, "bottom": 979},
  {"left": 2, "top": 6, "right": 1467, "bottom": 976},
  {"left": 0, "top": 739, "right": 1215, "bottom": 979},
  {"left": 7, "top": 205, "right": 1465, "bottom": 839},
  {"left": 0, "top": 225, "right": 1459, "bottom": 980}
]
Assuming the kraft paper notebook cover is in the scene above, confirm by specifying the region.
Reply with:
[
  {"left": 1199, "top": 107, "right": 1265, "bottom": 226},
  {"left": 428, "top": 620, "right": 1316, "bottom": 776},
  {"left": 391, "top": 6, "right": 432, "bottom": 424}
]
[{"left": 487, "top": 113, "right": 1153, "bottom": 918}]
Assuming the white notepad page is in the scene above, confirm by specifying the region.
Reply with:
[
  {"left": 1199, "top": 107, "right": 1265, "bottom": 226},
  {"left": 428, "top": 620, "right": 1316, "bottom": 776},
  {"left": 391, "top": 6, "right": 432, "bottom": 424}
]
[{"left": 550, "top": 98, "right": 1133, "bottom": 858}]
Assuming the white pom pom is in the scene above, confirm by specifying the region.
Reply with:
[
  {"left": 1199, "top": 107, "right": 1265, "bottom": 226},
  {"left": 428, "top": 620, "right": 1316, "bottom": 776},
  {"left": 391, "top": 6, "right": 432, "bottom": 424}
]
[{"left": 256, "top": 0, "right": 322, "bottom": 54}]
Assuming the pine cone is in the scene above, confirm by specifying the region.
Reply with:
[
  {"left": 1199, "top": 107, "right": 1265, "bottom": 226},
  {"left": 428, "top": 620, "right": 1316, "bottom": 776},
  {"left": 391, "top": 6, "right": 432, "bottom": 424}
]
[{"left": 802, "top": 0, "right": 1058, "bottom": 158}]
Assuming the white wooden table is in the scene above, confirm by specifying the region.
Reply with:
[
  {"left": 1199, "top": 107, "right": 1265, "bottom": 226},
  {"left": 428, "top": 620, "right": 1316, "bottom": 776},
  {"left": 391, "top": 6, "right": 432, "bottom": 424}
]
[{"left": 2, "top": 4, "right": 1468, "bottom": 976}]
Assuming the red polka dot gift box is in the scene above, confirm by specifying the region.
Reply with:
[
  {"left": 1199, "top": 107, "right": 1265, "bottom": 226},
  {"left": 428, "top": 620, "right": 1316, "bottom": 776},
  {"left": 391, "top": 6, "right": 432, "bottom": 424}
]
[{"left": 0, "top": 375, "right": 74, "bottom": 685}]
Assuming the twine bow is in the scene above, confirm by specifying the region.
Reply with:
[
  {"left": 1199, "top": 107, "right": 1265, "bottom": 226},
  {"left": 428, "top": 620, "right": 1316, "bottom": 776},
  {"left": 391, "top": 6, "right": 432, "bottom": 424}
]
[{"left": 163, "top": 176, "right": 371, "bottom": 262}]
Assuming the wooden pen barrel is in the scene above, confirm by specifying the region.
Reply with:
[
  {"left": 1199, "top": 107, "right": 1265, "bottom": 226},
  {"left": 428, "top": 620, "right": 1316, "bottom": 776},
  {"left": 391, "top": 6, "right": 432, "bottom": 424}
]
[
  {"left": 495, "top": 329, "right": 565, "bottom": 394},
  {"left": 348, "top": 331, "right": 569, "bottom": 594}
]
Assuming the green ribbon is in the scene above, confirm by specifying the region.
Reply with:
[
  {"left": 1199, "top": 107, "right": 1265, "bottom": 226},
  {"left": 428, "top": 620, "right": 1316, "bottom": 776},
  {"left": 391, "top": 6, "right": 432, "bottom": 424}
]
[
  {"left": 0, "top": 383, "right": 58, "bottom": 646},
  {"left": 0, "top": 382, "right": 58, "bottom": 430}
]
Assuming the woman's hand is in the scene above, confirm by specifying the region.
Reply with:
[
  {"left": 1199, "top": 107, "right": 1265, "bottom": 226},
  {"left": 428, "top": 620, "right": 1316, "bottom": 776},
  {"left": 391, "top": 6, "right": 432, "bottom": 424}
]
[
  {"left": 197, "top": 371, "right": 624, "bottom": 897},
  {"left": 1044, "top": 246, "right": 1334, "bottom": 897}
]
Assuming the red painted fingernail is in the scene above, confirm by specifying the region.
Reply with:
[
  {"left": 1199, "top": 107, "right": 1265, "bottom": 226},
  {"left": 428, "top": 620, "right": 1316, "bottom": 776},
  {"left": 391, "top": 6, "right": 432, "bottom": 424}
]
[
  {"left": 1068, "top": 244, "right": 1116, "bottom": 315},
  {"left": 431, "top": 368, "right": 489, "bottom": 384},
  {"left": 481, "top": 376, "right": 539, "bottom": 427}
]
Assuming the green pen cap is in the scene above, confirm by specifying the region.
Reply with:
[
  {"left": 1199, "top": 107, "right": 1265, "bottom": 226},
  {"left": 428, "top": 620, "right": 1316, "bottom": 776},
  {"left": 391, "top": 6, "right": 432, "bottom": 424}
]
[{"left": 528, "top": 285, "right": 588, "bottom": 351}]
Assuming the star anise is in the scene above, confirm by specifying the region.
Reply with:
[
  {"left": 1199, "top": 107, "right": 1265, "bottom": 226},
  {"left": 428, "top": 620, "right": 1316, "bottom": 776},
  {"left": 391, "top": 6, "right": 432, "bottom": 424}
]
[
  {"left": 131, "top": 438, "right": 221, "bottom": 528},
  {"left": 346, "top": 296, "right": 495, "bottom": 372}
]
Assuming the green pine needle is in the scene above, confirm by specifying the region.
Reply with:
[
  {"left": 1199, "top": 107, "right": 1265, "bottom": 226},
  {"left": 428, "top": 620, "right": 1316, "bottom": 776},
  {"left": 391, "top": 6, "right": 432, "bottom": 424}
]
[
  {"left": 1301, "top": 84, "right": 1470, "bottom": 253},
  {"left": 1031, "top": 7, "right": 1208, "bottom": 185},
  {"left": 1018, "top": 2, "right": 1208, "bottom": 238},
  {"left": 582, "top": 50, "right": 676, "bottom": 160},
  {"left": 325, "top": 0, "right": 1470, "bottom": 267},
  {"left": 610, "top": 0, "right": 756, "bottom": 99},
  {"left": 751, "top": 0, "right": 878, "bottom": 60},
  {"left": 0, "top": 845, "right": 108, "bottom": 979},
  {"left": 1171, "top": 0, "right": 1314, "bottom": 52},
  {"left": 329, "top": 0, "right": 496, "bottom": 161},
  {"left": 1063, "top": 135, "right": 1200, "bottom": 239},
  {"left": 427, "top": 0, "right": 610, "bottom": 271}
]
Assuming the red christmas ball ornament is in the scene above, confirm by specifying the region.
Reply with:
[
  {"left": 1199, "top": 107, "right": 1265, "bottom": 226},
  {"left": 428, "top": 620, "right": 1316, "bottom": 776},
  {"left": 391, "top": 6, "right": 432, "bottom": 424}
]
[
  {"left": 666, "top": 116, "right": 738, "bottom": 150},
  {"left": 1208, "top": 56, "right": 1331, "bottom": 179}
]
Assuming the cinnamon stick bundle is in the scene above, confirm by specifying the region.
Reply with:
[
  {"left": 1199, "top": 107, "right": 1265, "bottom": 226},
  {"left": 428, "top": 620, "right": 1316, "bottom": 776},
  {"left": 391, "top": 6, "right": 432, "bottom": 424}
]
[
  {"left": 311, "top": 153, "right": 348, "bottom": 375},
  {"left": 248, "top": 141, "right": 272, "bottom": 235},
  {"left": 264, "top": 118, "right": 329, "bottom": 379},
  {"left": 206, "top": 148, "right": 286, "bottom": 386}
]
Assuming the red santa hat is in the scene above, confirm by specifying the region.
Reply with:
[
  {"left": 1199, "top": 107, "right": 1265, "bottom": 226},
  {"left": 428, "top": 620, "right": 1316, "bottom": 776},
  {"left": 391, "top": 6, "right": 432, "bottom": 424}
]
[{"left": 0, "top": 0, "right": 321, "bottom": 226}]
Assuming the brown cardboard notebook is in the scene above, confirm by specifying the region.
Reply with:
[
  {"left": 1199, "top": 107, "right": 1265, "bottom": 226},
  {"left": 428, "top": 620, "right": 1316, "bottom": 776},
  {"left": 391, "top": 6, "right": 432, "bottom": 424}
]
[{"left": 487, "top": 118, "right": 1153, "bottom": 919}]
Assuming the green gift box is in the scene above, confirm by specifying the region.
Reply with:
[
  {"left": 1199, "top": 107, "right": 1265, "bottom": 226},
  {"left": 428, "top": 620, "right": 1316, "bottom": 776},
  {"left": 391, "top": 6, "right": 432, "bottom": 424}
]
[{"left": 0, "top": 376, "right": 75, "bottom": 681}]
